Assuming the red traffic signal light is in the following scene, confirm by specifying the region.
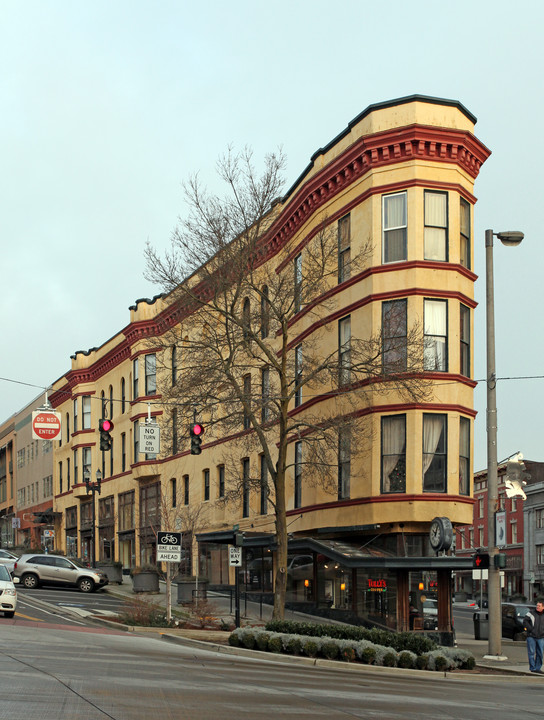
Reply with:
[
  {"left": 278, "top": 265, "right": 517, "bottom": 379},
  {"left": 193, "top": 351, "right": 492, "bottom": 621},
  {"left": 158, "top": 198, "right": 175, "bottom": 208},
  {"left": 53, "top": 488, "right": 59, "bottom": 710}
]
[
  {"left": 99, "top": 418, "right": 114, "bottom": 451},
  {"left": 190, "top": 422, "right": 204, "bottom": 454}
]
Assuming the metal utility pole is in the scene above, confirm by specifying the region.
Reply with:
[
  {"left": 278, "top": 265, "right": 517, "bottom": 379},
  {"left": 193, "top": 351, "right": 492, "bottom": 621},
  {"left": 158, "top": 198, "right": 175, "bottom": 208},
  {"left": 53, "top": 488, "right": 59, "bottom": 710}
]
[{"left": 485, "top": 228, "right": 523, "bottom": 659}]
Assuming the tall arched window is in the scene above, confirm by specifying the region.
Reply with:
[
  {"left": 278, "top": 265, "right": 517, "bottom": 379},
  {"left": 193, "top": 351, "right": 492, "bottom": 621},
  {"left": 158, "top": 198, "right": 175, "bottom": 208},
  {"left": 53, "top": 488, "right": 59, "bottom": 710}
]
[
  {"left": 260, "top": 286, "right": 269, "bottom": 338},
  {"left": 121, "top": 377, "right": 126, "bottom": 413},
  {"left": 172, "top": 408, "right": 178, "bottom": 455},
  {"left": 242, "top": 297, "right": 251, "bottom": 338},
  {"left": 109, "top": 385, "right": 114, "bottom": 418},
  {"left": 172, "top": 346, "right": 178, "bottom": 386}
]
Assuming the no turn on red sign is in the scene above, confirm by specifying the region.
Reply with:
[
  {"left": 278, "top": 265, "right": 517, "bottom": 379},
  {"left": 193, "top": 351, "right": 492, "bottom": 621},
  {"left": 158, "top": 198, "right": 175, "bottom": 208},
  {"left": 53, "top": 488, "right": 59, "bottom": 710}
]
[{"left": 32, "top": 410, "right": 62, "bottom": 441}]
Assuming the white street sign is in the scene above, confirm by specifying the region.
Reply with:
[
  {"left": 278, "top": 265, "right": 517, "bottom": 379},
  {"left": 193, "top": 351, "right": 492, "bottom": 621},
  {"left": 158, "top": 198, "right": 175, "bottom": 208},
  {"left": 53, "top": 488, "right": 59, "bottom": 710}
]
[
  {"left": 229, "top": 546, "right": 242, "bottom": 567},
  {"left": 139, "top": 423, "right": 160, "bottom": 454},
  {"left": 157, "top": 550, "right": 181, "bottom": 562},
  {"left": 157, "top": 531, "right": 181, "bottom": 563}
]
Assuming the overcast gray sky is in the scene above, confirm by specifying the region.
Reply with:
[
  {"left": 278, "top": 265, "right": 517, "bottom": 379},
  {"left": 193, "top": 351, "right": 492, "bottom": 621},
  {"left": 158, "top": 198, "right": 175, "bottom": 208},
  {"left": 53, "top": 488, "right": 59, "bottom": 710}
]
[{"left": 1, "top": 0, "right": 541, "bottom": 471}]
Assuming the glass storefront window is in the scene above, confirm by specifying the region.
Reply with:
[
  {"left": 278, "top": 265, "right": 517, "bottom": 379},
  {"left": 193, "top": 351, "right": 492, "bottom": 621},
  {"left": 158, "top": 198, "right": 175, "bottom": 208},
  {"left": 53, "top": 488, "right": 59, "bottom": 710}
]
[
  {"left": 244, "top": 549, "right": 273, "bottom": 592},
  {"left": 286, "top": 553, "right": 314, "bottom": 602},
  {"left": 356, "top": 569, "right": 398, "bottom": 630},
  {"left": 409, "top": 570, "right": 438, "bottom": 631}
]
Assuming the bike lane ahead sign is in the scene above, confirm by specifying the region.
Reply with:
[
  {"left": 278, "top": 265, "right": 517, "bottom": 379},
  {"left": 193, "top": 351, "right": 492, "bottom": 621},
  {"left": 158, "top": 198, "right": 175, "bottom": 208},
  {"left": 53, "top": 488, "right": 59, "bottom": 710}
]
[{"left": 157, "top": 531, "right": 182, "bottom": 562}]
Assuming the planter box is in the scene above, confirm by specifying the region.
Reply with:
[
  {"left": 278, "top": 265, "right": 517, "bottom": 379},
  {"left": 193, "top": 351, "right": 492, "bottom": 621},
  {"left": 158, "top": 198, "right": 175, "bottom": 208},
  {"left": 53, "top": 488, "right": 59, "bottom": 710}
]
[
  {"left": 97, "top": 564, "right": 123, "bottom": 584},
  {"left": 175, "top": 577, "right": 209, "bottom": 604},
  {"left": 132, "top": 571, "right": 160, "bottom": 593}
]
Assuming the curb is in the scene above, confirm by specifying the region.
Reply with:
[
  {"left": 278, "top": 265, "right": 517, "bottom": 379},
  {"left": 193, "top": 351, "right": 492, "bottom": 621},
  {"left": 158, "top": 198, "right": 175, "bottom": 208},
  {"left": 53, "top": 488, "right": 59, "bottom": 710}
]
[{"left": 158, "top": 632, "right": 536, "bottom": 682}]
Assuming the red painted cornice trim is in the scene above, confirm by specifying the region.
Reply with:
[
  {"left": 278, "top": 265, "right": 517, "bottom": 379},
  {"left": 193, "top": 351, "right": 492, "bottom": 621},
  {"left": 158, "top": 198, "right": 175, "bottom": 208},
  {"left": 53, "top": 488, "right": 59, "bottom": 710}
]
[
  {"left": 286, "top": 492, "right": 475, "bottom": 517},
  {"left": 130, "top": 411, "right": 163, "bottom": 423},
  {"left": 265, "top": 123, "right": 489, "bottom": 265},
  {"left": 71, "top": 440, "right": 96, "bottom": 451}
]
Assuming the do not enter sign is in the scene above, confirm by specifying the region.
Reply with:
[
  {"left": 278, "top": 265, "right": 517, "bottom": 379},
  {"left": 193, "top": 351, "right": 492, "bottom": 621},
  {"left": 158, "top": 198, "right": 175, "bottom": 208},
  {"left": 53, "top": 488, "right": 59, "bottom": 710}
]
[{"left": 32, "top": 410, "right": 62, "bottom": 441}]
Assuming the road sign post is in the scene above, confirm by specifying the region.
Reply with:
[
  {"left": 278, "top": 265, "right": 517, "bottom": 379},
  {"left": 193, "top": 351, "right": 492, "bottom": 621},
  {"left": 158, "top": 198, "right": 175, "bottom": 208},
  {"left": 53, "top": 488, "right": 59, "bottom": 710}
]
[
  {"left": 157, "top": 531, "right": 182, "bottom": 623},
  {"left": 229, "top": 545, "right": 242, "bottom": 628}
]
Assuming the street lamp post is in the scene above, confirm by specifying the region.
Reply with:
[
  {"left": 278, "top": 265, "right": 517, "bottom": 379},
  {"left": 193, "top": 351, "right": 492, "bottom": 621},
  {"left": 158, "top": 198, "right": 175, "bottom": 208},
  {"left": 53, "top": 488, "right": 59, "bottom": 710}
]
[
  {"left": 485, "top": 228, "right": 523, "bottom": 659},
  {"left": 84, "top": 469, "right": 102, "bottom": 568}
]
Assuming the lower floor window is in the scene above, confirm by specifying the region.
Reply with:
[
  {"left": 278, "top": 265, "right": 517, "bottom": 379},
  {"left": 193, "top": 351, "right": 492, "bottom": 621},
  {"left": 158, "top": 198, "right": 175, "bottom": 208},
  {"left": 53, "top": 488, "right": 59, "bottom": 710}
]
[
  {"left": 381, "top": 415, "right": 406, "bottom": 493},
  {"left": 423, "top": 414, "right": 447, "bottom": 492}
]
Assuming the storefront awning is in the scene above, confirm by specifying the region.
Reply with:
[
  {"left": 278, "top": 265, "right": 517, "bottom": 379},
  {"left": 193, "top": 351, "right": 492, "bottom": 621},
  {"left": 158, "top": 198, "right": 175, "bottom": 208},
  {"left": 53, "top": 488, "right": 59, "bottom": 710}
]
[
  {"left": 33, "top": 509, "right": 62, "bottom": 524},
  {"left": 196, "top": 532, "right": 473, "bottom": 570}
]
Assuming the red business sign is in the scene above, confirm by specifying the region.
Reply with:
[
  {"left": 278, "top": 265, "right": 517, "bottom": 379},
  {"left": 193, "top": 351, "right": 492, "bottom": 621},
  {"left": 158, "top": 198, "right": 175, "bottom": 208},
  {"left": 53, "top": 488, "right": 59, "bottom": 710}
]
[{"left": 32, "top": 410, "right": 62, "bottom": 441}]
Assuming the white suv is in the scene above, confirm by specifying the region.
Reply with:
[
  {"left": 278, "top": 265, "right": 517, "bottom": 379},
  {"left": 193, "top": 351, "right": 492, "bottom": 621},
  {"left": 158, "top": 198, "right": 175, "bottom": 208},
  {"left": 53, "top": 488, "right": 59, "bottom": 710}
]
[
  {"left": 13, "top": 554, "right": 109, "bottom": 593},
  {"left": 0, "top": 564, "right": 17, "bottom": 617}
]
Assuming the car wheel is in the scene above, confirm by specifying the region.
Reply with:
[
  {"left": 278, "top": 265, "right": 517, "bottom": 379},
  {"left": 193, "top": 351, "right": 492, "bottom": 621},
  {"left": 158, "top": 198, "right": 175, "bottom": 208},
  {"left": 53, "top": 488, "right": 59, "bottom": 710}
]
[
  {"left": 4, "top": 611, "right": 14, "bottom": 618},
  {"left": 78, "top": 577, "right": 95, "bottom": 593},
  {"left": 22, "top": 573, "right": 39, "bottom": 589}
]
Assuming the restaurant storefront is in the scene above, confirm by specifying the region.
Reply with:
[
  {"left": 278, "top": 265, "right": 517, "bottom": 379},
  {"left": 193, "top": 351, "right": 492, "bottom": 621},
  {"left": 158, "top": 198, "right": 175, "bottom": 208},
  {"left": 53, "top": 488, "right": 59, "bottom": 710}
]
[{"left": 197, "top": 531, "right": 473, "bottom": 645}]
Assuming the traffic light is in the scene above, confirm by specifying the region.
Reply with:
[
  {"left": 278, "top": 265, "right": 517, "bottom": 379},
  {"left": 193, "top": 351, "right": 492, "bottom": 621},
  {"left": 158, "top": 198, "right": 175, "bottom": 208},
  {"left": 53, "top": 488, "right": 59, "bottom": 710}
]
[
  {"left": 494, "top": 553, "right": 507, "bottom": 569},
  {"left": 99, "top": 418, "right": 114, "bottom": 451},
  {"left": 472, "top": 551, "right": 490, "bottom": 569},
  {"left": 190, "top": 422, "right": 204, "bottom": 455}
]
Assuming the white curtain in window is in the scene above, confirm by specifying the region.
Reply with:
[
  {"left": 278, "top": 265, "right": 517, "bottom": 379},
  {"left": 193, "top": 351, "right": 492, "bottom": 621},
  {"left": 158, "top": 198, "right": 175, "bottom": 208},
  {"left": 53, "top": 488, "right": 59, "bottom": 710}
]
[
  {"left": 422, "top": 415, "right": 444, "bottom": 475},
  {"left": 424, "top": 300, "right": 447, "bottom": 370},
  {"left": 425, "top": 193, "right": 447, "bottom": 260},
  {"left": 425, "top": 227, "right": 446, "bottom": 260},
  {"left": 459, "top": 418, "right": 470, "bottom": 494},
  {"left": 425, "top": 193, "right": 446, "bottom": 226},
  {"left": 382, "top": 416, "right": 405, "bottom": 491},
  {"left": 384, "top": 193, "right": 406, "bottom": 229}
]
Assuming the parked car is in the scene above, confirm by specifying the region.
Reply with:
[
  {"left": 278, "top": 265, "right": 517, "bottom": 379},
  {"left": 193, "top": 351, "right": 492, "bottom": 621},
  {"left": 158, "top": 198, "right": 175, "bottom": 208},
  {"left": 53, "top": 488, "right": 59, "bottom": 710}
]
[
  {"left": 13, "top": 554, "right": 109, "bottom": 593},
  {"left": 287, "top": 555, "right": 314, "bottom": 580},
  {"left": 247, "top": 557, "right": 273, "bottom": 585},
  {"left": 422, "top": 598, "right": 438, "bottom": 630},
  {"left": 0, "top": 549, "right": 18, "bottom": 575},
  {"left": 0, "top": 564, "right": 17, "bottom": 617},
  {"left": 502, "top": 602, "right": 535, "bottom": 641}
]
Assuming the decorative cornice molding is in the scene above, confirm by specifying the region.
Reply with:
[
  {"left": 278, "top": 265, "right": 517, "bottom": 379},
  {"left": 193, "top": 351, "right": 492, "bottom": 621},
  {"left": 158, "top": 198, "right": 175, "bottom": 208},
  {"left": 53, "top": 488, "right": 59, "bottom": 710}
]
[{"left": 263, "top": 123, "right": 489, "bottom": 263}]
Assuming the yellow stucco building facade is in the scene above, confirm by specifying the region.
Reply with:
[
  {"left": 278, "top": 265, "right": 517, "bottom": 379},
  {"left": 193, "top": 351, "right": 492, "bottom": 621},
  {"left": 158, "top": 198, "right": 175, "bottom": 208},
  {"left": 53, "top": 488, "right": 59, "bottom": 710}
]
[{"left": 49, "top": 95, "right": 489, "bottom": 637}]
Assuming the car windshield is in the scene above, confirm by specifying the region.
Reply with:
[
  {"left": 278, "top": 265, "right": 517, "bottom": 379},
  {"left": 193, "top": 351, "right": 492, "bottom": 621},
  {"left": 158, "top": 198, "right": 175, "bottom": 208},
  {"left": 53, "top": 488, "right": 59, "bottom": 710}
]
[
  {"left": 516, "top": 605, "right": 535, "bottom": 617},
  {"left": 0, "top": 565, "right": 12, "bottom": 581}
]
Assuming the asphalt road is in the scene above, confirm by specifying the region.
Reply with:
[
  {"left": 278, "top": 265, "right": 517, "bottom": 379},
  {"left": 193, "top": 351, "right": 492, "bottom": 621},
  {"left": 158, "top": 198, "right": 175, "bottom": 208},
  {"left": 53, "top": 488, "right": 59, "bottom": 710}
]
[
  {"left": 4, "top": 586, "right": 126, "bottom": 627},
  {"left": 2, "top": 623, "right": 544, "bottom": 719}
]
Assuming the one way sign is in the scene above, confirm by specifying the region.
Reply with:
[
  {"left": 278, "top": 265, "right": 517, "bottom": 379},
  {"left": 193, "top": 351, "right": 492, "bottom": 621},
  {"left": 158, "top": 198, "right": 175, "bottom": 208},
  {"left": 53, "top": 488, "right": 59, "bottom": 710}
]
[{"left": 229, "top": 546, "right": 242, "bottom": 567}]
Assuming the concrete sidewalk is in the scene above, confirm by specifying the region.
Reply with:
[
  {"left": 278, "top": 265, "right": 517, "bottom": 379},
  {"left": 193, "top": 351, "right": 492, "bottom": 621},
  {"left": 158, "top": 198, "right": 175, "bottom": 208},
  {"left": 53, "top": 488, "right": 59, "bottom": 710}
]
[{"left": 103, "top": 579, "right": 537, "bottom": 676}]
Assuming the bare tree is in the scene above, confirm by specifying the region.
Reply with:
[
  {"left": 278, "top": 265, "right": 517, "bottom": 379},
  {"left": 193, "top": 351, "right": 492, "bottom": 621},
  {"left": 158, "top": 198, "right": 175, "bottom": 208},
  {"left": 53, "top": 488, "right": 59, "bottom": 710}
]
[{"left": 145, "top": 147, "right": 429, "bottom": 620}]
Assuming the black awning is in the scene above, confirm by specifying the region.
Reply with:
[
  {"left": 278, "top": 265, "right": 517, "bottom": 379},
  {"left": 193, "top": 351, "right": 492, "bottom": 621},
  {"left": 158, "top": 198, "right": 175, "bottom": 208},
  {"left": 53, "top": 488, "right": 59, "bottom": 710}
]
[
  {"left": 197, "top": 531, "right": 473, "bottom": 570},
  {"left": 33, "top": 510, "right": 61, "bottom": 524},
  {"left": 196, "top": 529, "right": 275, "bottom": 548},
  {"left": 287, "top": 537, "right": 474, "bottom": 570}
]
